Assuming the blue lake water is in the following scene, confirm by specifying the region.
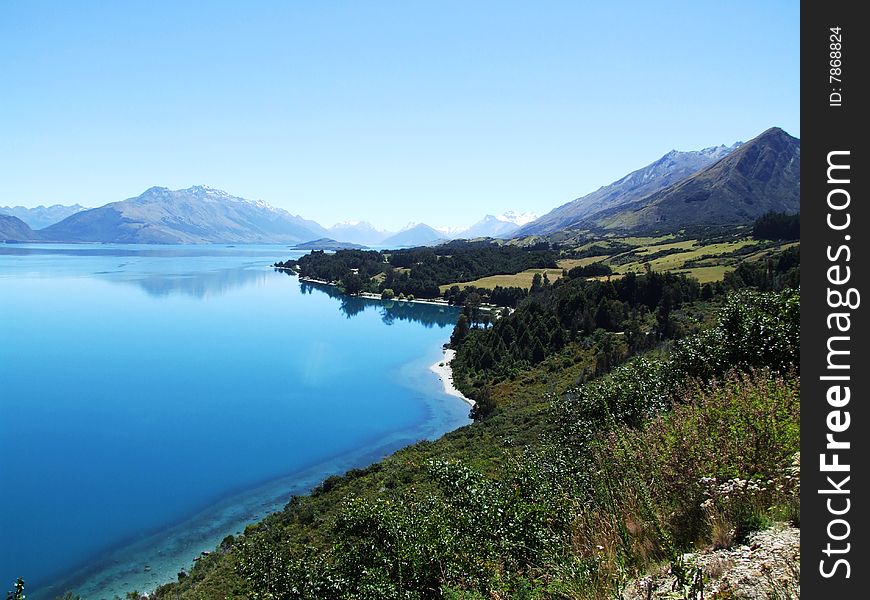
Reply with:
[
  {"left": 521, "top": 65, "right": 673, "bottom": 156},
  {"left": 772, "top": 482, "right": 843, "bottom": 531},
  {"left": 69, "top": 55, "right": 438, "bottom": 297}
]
[{"left": 0, "top": 244, "right": 468, "bottom": 599}]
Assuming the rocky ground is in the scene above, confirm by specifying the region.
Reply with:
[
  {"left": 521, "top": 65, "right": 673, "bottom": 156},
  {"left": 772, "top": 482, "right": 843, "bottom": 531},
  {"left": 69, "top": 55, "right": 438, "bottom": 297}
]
[{"left": 622, "top": 523, "right": 800, "bottom": 599}]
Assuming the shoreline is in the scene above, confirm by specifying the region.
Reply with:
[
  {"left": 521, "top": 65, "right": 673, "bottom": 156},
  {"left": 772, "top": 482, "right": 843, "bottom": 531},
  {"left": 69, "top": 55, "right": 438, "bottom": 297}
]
[
  {"left": 293, "top": 273, "right": 498, "bottom": 311},
  {"left": 38, "top": 433, "right": 439, "bottom": 600},
  {"left": 430, "top": 348, "right": 475, "bottom": 406},
  {"left": 296, "top": 274, "right": 454, "bottom": 307},
  {"left": 41, "top": 346, "right": 472, "bottom": 600}
]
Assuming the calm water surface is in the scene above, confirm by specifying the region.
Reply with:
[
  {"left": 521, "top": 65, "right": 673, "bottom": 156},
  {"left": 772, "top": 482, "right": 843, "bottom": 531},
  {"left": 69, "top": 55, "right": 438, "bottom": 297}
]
[{"left": 0, "top": 244, "right": 468, "bottom": 599}]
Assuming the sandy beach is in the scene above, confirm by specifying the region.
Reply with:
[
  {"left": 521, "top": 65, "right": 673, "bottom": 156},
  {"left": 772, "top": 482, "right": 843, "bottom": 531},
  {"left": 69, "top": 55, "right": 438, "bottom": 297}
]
[{"left": 430, "top": 348, "right": 475, "bottom": 406}]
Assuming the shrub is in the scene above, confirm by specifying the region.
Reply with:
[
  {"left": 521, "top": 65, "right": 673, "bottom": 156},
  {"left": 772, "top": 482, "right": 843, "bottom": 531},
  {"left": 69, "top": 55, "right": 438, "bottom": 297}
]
[{"left": 579, "top": 372, "right": 800, "bottom": 564}]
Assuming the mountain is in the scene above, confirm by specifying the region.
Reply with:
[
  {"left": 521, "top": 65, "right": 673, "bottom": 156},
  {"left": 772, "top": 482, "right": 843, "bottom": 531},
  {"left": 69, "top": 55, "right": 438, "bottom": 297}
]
[
  {"left": 0, "top": 204, "right": 88, "bottom": 229},
  {"left": 589, "top": 127, "right": 800, "bottom": 230},
  {"left": 0, "top": 215, "right": 36, "bottom": 242},
  {"left": 458, "top": 211, "right": 538, "bottom": 239},
  {"left": 516, "top": 142, "right": 741, "bottom": 236},
  {"left": 292, "top": 238, "right": 368, "bottom": 250},
  {"left": 328, "top": 221, "right": 390, "bottom": 246},
  {"left": 40, "top": 186, "right": 329, "bottom": 244},
  {"left": 381, "top": 223, "right": 444, "bottom": 247}
]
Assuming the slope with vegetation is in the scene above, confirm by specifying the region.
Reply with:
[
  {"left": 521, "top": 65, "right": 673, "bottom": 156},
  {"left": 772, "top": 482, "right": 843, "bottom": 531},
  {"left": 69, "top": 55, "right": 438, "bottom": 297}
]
[
  {"left": 590, "top": 128, "right": 799, "bottom": 231},
  {"left": 516, "top": 127, "right": 798, "bottom": 237},
  {"left": 138, "top": 257, "right": 799, "bottom": 600},
  {"left": 0, "top": 214, "right": 35, "bottom": 242},
  {"left": 516, "top": 143, "right": 740, "bottom": 237}
]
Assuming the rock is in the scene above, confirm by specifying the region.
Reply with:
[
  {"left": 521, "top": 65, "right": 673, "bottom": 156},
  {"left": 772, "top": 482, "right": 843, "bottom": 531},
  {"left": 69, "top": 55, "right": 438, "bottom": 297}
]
[{"left": 622, "top": 523, "right": 800, "bottom": 600}]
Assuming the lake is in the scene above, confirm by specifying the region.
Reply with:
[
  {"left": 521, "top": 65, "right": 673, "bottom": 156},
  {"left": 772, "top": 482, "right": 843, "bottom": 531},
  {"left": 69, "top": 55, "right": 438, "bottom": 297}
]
[{"left": 0, "top": 244, "right": 469, "bottom": 599}]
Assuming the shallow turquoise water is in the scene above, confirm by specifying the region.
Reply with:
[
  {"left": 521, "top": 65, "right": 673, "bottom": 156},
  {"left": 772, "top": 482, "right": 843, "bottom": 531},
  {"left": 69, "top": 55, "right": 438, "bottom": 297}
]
[{"left": 0, "top": 244, "right": 468, "bottom": 598}]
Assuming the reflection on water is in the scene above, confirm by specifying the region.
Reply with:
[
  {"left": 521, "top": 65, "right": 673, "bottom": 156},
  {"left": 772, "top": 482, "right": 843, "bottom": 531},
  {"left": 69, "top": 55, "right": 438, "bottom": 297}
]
[
  {"left": 0, "top": 243, "right": 294, "bottom": 299},
  {"left": 0, "top": 244, "right": 281, "bottom": 259},
  {"left": 133, "top": 268, "right": 269, "bottom": 299},
  {"left": 298, "top": 279, "right": 459, "bottom": 328},
  {"left": 1, "top": 243, "right": 471, "bottom": 597}
]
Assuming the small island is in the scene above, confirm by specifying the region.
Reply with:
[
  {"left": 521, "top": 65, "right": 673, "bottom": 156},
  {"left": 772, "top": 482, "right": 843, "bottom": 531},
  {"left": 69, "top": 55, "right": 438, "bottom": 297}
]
[{"left": 291, "top": 237, "right": 369, "bottom": 251}]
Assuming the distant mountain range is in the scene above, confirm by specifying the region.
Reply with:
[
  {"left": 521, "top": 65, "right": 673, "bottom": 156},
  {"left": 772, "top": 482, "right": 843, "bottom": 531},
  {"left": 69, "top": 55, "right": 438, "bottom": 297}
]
[
  {"left": 459, "top": 211, "right": 538, "bottom": 239},
  {"left": 325, "top": 212, "right": 538, "bottom": 246},
  {"left": 0, "top": 214, "right": 35, "bottom": 242},
  {"left": 328, "top": 221, "right": 391, "bottom": 246},
  {"left": 2, "top": 127, "right": 798, "bottom": 246},
  {"left": 0, "top": 204, "right": 88, "bottom": 229},
  {"left": 39, "top": 186, "right": 329, "bottom": 244},
  {"left": 2, "top": 188, "right": 532, "bottom": 247},
  {"left": 381, "top": 223, "right": 445, "bottom": 247}
]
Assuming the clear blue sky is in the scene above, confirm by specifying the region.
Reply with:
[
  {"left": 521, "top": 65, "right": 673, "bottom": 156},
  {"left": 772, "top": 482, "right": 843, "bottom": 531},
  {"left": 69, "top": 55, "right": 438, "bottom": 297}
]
[{"left": 1, "top": 0, "right": 799, "bottom": 230}]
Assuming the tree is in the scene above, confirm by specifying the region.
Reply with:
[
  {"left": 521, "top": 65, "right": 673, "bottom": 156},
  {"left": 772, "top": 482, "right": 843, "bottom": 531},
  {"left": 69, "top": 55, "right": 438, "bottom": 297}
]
[
  {"left": 656, "top": 288, "right": 674, "bottom": 339},
  {"left": 530, "top": 272, "right": 543, "bottom": 294},
  {"left": 464, "top": 292, "right": 482, "bottom": 327},
  {"left": 469, "top": 386, "right": 496, "bottom": 420},
  {"left": 752, "top": 211, "right": 800, "bottom": 240},
  {"left": 381, "top": 288, "right": 395, "bottom": 300},
  {"left": 594, "top": 298, "right": 615, "bottom": 331},
  {"left": 451, "top": 314, "right": 470, "bottom": 346},
  {"left": 530, "top": 338, "right": 546, "bottom": 363},
  {"left": 623, "top": 316, "right": 643, "bottom": 351},
  {"left": 549, "top": 326, "right": 566, "bottom": 351},
  {"left": 342, "top": 272, "right": 366, "bottom": 295}
]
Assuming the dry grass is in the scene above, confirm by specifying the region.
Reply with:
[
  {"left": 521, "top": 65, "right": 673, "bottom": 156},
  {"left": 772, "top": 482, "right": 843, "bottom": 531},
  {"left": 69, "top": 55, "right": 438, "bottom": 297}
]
[
  {"left": 557, "top": 257, "right": 607, "bottom": 270},
  {"left": 440, "top": 237, "right": 787, "bottom": 292},
  {"left": 611, "top": 239, "right": 758, "bottom": 277},
  {"left": 439, "top": 267, "right": 567, "bottom": 291},
  {"left": 618, "top": 235, "right": 677, "bottom": 246},
  {"left": 675, "top": 265, "right": 734, "bottom": 283},
  {"left": 632, "top": 239, "right": 699, "bottom": 254}
]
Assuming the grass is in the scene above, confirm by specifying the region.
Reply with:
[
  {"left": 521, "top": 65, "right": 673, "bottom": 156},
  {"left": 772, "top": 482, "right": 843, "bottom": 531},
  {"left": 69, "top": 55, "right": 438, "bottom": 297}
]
[
  {"left": 740, "top": 241, "right": 799, "bottom": 263},
  {"left": 439, "top": 267, "right": 567, "bottom": 291},
  {"left": 441, "top": 237, "right": 772, "bottom": 290},
  {"left": 632, "top": 239, "right": 699, "bottom": 254},
  {"left": 561, "top": 372, "right": 801, "bottom": 597},
  {"left": 675, "top": 265, "right": 734, "bottom": 283},
  {"left": 616, "top": 234, "right": 677, "bottom": 246},
  {"left": 438, "top": 236, "right": 795, "bottom": 295},
  {"left": 556, "top": 257, "right": 607, "bottom": 270},
  {"left": 609, "top": 239, "right": 760, "bottom": 279}
]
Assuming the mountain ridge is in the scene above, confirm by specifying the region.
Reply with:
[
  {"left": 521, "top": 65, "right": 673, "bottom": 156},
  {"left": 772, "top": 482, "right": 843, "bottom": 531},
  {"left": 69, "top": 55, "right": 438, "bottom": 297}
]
[
  {"left": 381, "top": 223, "right": 445, "bottom": 247},
  {"left": 0, "top": 214, "right": 36, "bottom": 242},
  {"left": 0, "top": 204, "right": 88, "bottom": 229},
  {"left": 457, "top": 211, "right": 538, "bottom": 239},
  {"left": 515, "top": 142, "right": 741, "bottom": 236},
  {"left": 588, "top": 127, "right": 799, "bottom": 230},
  {"left": 40, "top": 186, "right": 329, "bottom": 244},
  {"left": 328, "top": 221, "right": 391, "bottom": 246}
]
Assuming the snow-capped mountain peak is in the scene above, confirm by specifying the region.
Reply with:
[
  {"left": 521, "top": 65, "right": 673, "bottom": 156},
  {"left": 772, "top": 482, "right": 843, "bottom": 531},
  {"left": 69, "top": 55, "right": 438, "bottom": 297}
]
[
  {"left": 456, "top": 210, "right": 539, "bottom": 239},
  {"left": 496, "top": 211, "right": 538, "bottom": 226},
  {"left": 434, "top": 224, "right": 466, "bottom": 237}
]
